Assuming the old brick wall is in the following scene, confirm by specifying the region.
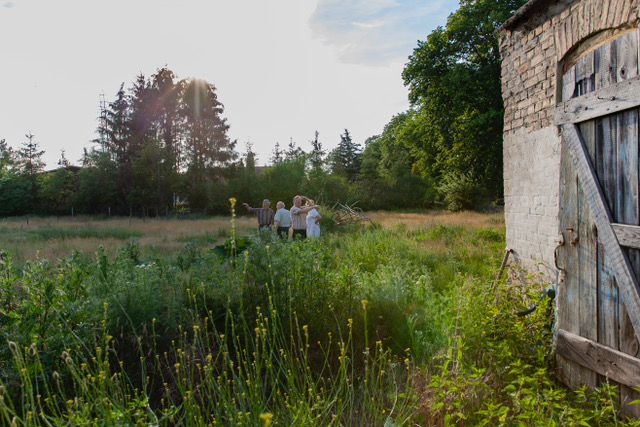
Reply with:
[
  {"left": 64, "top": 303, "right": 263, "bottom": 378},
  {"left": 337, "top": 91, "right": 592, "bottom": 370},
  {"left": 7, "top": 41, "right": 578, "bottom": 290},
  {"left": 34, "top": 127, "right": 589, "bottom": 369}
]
[{"left": 499, "top": 0, "right": 639, "bottom": 277}]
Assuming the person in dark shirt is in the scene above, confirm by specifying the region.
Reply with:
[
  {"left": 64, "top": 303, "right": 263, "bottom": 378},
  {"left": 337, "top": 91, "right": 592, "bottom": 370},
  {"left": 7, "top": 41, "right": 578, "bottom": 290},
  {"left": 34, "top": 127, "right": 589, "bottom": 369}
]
[{"left": 242, "top": 199, "right": 274, "bottom": 230}]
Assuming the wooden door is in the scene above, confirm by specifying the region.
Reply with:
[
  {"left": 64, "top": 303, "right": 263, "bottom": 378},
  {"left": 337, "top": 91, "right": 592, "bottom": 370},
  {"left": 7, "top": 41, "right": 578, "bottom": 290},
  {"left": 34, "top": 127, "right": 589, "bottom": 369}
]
[{"left": 555, "top": 28, "right": 640, "bottom": 416}]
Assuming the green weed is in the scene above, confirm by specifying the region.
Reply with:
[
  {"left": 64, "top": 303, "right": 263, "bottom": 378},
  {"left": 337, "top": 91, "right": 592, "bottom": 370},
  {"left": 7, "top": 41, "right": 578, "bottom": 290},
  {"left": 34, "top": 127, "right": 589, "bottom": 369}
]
[{"left": 1, "top": 209, "right": 634, "bottom": 425}]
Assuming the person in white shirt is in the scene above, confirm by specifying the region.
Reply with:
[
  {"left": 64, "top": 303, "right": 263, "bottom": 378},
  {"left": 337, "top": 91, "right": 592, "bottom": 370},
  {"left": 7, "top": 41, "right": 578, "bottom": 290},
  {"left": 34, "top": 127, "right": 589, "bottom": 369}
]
[
  {"left": 305, "top": 198, "right": 321, "bottom": 239},
  {"left": 273, "top": 201, "right": 291, "bottom": 239}
]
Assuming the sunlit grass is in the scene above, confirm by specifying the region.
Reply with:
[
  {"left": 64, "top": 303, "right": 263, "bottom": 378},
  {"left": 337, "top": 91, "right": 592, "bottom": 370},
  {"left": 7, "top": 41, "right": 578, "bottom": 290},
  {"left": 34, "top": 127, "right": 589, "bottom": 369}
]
[
  {"left": 0, "top": 215, "right": 257, "bottom": 265},
  {"left": 0, "top": 211, "right": 504, "bottom": 266},
  {"left": 367, "top": 210, "right": 504, "bottom": 232}
]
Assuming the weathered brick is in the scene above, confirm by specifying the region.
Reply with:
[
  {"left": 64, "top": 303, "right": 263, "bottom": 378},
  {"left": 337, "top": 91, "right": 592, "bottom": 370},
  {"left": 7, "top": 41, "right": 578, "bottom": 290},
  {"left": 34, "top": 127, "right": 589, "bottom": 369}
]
[
  {"left": 519, "top": 61, "right": 530, "bottom": 74},
  {"left": 499, "top": 0, "right": 639, "bottom": 277}
]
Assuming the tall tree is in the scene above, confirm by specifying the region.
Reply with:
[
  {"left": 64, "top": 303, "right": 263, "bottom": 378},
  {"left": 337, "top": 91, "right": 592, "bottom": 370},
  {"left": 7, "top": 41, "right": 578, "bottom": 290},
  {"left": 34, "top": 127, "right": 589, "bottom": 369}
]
[
  {"left": 16, "top": 133, "right": 46, "bottom": 213},
  {"left": 101, "top": 83, "right": 131, "bottom": 163},
  {"left": 18, "top": 133, "right": 45, "bottom": 176},
  {"left": 75, "top": 150, "right": 118, "bottom": 214},
  {"left": 127, "top": 139, "right": 172, "bottom": 215},
  {"left": 308, "top": 131, "right": 325, "bottom": 171},
  {"left": 329, "top": 129, "right": 361, "bottom": 181},
  {"left": 285, "top": 138, "right": 304, "bottom": 160},
  {"left": 270, "top": 142, "right": 283, "bottom": 165},
  {"left": 90, "top": 68, "right": 238, "bottom": 214},
  {"left": 0, "top": 139, "right": 25, "bottom": 215},
  {"left": 150, "top": 67, "right": 183, "bottom": 171},
  {"left": 402, "top": 0, "right": 526, "bottom": 196},
  {"left": 129, "top": 73, "right": 155, "bottom": 158},
  {"left": 182, "top": 78, "right": 236, "bottom": 172},
  {"left": 0, "top": 139, "right": 15, "bottom": 176},
  {"left": 181, "top": 78, "right": 237, "bottom": 208},
  {"left": 358, "top": 113, "right": 435, "bottom": 209}
]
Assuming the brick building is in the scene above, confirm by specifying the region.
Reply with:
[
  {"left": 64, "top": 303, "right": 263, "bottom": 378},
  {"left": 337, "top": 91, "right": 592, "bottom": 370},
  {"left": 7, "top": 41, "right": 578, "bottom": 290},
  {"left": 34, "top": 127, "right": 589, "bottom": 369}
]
[{"left": 499, "top": 0, "right": 640, "bottom": 415}]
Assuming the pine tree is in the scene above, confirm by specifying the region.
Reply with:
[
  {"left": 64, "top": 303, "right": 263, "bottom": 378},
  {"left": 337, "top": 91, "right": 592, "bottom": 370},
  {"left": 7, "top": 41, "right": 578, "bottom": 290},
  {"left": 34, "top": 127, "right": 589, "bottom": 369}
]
[
  {"left": 309, "top": 131, "right": 325, "bottom": 171},
  {"left": 271, "top": 142, "right": 283, "bottom": 165},
  {"left": 150, "top": 67, "right": 182, "bottom": 171},
  {"left": 18, "top": 133, "right": 45, "bottom": 176},
  {"left": 285, "top": 138, "right": 304, "bottom": 160},
  {"left": 330, "top": 129, "right": 361, "bottom": 181},
  {"left": 57, "top": 149, "right": 70, "bottom": 167},
  {"left": 181, "top": 78, "right": 237, "bottom": 210},
  {"left": 17, "top": 133, "right": 46, "bottom": 213},
  {"left": 102, "top": 83, "right": 131, "bottom": 163}
]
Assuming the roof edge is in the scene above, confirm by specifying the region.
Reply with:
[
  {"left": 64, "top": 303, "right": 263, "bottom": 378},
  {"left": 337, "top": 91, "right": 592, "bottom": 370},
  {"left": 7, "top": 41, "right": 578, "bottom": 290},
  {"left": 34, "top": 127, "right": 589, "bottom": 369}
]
[{"left": 499, "top": 0, "right": 575, "bottom": 32}]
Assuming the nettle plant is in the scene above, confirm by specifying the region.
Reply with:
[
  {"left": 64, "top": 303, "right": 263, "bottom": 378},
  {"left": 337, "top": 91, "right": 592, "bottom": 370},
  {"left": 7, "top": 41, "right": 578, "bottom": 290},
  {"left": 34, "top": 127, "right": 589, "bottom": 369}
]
[{"left": 414, "top": 270, "right": 640, "bottom": 426}]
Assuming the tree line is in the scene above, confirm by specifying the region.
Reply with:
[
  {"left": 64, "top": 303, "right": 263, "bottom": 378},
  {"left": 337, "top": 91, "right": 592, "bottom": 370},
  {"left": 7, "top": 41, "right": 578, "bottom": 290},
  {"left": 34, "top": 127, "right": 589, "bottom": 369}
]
[{"left": 0, "top": 0, "right": 524, "bottom": 217}]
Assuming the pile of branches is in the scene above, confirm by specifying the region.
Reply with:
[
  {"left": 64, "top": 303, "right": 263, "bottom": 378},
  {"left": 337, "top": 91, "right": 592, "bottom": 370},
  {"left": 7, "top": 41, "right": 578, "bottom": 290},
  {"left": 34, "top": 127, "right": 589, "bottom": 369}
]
[{"left": 331, "top": 202, "right": 372, "bottom": 227}]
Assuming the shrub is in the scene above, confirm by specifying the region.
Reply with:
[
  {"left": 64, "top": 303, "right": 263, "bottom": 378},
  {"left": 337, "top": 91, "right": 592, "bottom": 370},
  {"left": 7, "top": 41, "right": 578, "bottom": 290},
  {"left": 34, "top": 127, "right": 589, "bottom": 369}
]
[
  {"left": 437, "top": 172, "right": 484, "bottom": 211},
  {"left": 411, "top": 270, "right": 637, "bottom": 426}
]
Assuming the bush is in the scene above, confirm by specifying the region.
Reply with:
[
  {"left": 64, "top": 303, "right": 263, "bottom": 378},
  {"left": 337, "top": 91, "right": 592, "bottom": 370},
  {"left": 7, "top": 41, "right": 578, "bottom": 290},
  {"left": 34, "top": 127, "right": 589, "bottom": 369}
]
[
  {"left": 412, "top": 270, "right": 637, "bottom": 426},
  {"left": 437, "top": 172, "right": 484, "bottom": 211}
]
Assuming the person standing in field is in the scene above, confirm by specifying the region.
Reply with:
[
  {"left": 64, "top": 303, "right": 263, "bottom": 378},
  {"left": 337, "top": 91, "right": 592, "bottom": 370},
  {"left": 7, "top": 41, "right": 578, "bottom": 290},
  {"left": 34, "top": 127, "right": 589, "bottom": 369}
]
[
  {"left": 305, "top": 198, "right": 321, "bottom": 239},
  {"left": 242, "top": 199, "right": 274, "bottom": 231},
  {"left": 273, "top": 201, "right": 291, "bottom": 239},
  {"left": 289, "top": 195, "right": 319, "bottom": 240}
]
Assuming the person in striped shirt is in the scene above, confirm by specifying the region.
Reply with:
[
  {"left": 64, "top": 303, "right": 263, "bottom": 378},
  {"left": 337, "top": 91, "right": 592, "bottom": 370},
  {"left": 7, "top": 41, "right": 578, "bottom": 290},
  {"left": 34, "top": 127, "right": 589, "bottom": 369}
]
[
  {"left": 289, "top": 195, "right": 320, "bottom": 240},
  {"left": 242, "top": 199, "right": 274, "bottom": 231}
]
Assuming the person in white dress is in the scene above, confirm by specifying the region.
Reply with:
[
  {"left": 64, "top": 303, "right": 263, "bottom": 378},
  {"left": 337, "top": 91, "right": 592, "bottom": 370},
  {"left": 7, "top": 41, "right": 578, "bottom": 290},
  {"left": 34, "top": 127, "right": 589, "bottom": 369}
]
[{"left": 305, "top": 198, "right": 321, "bottom": 239}]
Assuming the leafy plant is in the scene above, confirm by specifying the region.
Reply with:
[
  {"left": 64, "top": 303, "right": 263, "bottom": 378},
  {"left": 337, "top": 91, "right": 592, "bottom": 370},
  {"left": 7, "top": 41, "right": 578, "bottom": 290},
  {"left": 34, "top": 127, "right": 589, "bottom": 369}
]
[{"left": 437, "top": 172, "right": 484, "bottom": 212}]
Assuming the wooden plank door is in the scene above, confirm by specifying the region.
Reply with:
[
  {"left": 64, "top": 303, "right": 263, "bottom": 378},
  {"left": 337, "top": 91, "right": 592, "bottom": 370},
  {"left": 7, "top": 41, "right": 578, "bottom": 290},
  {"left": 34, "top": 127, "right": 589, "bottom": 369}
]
[{"left": 555, "top": 28, "right": 640, "bottom": 415}]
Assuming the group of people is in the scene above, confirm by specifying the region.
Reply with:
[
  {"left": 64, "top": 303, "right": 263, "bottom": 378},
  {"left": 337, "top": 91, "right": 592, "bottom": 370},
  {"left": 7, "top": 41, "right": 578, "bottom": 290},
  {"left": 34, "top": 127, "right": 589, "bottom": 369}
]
[{"left": 242, "top": 195, "right": 322, "bottom": 239}]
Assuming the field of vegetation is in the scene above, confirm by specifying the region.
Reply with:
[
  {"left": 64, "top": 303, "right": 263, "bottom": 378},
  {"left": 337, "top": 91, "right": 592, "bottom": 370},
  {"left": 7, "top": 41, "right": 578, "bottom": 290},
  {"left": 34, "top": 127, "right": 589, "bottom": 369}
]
[{"left": 0, "top": 205, "right": 638, "bottom": 425}]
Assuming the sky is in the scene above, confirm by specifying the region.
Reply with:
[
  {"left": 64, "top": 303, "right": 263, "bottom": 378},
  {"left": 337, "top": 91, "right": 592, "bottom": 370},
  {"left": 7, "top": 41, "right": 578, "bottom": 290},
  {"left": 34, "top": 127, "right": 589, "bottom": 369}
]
[{"left": 0, "top": 0, "right": 459, "bottom": 169}]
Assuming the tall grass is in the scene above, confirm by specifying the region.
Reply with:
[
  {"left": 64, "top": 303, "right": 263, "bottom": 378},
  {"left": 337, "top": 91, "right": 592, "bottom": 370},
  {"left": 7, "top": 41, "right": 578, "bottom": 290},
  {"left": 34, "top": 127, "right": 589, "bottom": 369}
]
[
  {"left": 0, "top": 215, "right": 257, "bottom": 266},
  {"left": 1, "top": 209, "right": 637, "bottom": 425}
]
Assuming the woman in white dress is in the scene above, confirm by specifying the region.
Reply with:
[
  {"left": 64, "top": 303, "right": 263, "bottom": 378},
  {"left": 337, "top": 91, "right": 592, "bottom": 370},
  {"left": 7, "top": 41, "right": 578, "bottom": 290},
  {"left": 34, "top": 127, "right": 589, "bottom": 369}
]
[{"left": 305, "top": 199, "right": 321, "bottom": 239}]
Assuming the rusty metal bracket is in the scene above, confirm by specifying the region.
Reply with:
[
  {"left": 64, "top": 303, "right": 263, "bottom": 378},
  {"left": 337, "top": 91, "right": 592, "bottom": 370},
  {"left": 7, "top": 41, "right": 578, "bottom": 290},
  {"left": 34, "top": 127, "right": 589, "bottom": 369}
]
[{"left": 555, "top": 232, "right": 566, "bottom": 273}]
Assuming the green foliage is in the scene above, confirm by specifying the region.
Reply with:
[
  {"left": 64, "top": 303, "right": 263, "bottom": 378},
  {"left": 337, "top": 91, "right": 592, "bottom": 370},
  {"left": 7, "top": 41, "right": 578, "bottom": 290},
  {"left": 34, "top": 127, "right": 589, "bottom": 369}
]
[
  {"left": 402, "top": 0, "right": 527, "bottom": 198},
  {"left": 209, "top": 235, "right": 250, "bottom": 261},
  {"left": 0, "top": 174, "right": 32, "bottom": 216},
  {"left": 74, "top": 150, "right": 118, "bottom": 214},
  {"left": 226, "top": 151, "right": 265, "bottom": 211},
  {"left": 0, "top": 213, "right": 633, "bottom": 425},
  {"left": 329, "top": 129, "right": 362, "bottom": 181},
  {"left": 437, "top": 171, "right": 484, "bottom": 211},
  {"left": 0, "top": 139, "right": 15, "bottom": 176},
  {"left": 260, "top": 157, "right": 307, "bottom": 207},
  {"left": 127, "top": 139, "right": 176, "bottom": 212},
  {"left": 358, "top": 111, "right": 439, "bottom": 210},
  {"left": 0, "top": 251, "right": 93, "bottom": 393},
  {"left": 414, "top": 270, "right": 638, "bottom": 426},
  {"left": 38, "top": 167, "right": 78, "bottom": 215}
]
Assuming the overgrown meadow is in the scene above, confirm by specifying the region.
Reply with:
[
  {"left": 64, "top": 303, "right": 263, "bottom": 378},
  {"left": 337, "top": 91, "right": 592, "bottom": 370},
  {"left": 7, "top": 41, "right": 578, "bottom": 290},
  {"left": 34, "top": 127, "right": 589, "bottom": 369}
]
[{"left": 0, "top": 204, "right": 637, "bottom": 425}]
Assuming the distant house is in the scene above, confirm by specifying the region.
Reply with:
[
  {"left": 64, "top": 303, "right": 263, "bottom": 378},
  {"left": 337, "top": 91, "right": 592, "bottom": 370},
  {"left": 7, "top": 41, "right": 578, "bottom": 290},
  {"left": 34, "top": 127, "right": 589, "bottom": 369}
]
[{"left": 499, "top": 0, "right": 640, "bottom": 417}]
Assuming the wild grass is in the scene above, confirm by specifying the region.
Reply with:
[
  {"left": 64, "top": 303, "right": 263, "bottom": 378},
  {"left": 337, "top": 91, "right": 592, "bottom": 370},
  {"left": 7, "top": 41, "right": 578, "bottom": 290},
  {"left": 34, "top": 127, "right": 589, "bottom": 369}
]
[
  {"left": 367, "top": 209, "right": 504, "bottom": 232},
  {"left": 0, "top": 215, "right": 256, "bottom": 266},
  {"left": 0, "top": 207, "right": 637, "bottom": 425}
]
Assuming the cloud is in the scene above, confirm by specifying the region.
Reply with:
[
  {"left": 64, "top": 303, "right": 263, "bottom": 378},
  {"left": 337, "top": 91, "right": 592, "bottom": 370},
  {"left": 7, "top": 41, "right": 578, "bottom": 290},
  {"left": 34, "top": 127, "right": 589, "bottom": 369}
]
[
  {"left": 351, "top": 20, "right": 384, "bottom": 29},
  {"left": 3, "top": 2, "right": 15, "bottom": 7},
  {"left": 309, "top": 0, "right": 458, "bottom": 66}
]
